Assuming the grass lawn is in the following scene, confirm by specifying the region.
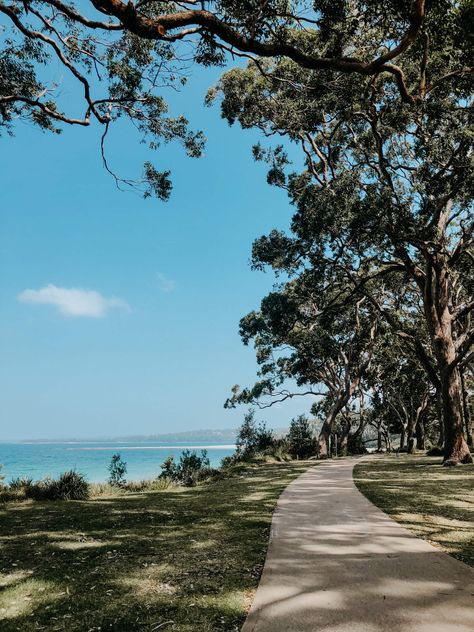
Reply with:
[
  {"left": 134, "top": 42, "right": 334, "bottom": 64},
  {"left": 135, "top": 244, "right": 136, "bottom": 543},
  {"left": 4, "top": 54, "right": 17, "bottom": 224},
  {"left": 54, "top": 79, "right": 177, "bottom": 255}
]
[
  {"left": 354, "top": 455, "right": 474, "bottom": 568},
  {"left": 0, "top": 461, "right": 310, "bottom": 632}
]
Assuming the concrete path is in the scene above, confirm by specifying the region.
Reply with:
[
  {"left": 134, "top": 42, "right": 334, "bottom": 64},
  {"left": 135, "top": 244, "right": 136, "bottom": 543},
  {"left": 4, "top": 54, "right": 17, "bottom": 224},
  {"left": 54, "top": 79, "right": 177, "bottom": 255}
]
[{"left": 242, "top": 458, "right": 474, "bottom": 632}]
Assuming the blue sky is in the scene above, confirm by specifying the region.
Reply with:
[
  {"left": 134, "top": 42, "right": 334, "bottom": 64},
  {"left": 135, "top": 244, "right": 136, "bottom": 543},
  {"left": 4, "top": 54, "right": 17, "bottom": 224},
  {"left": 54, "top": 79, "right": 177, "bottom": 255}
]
[{"left": 0, "top": 62, "right": 308, "bottom": 441}]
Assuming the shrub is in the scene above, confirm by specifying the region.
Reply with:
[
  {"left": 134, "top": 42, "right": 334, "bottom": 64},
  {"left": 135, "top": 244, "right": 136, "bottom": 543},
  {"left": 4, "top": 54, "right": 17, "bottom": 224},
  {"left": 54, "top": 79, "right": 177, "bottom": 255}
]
[
  {"left": 108, "top": 453, "right": 127, "bottom": 487},
  {"left": 236, "top": 410, "right": 274, "bottom": 457},
  {"left": 159, "top": 450, "right": 211, "bottom": 486},
  {"left": 270, "top": 440, "right": 292, "bottom": 462},
  {"left": 287, "top": 415, "right": 315, "bottom": 459},
  {"left": 54, "top": 470, "right": 90, "bottom": 500},
  {"left": 9, "top": 476, "right": 33, "bottom": 490},
  {"left": 23, "top": 471, "right": 90, "bottom": 501}
]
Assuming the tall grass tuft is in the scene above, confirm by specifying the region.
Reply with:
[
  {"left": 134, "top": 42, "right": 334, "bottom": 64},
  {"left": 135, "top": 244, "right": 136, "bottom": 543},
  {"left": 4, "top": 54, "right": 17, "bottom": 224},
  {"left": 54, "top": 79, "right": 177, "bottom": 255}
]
[{"left": 7, "top": 470, "right": 90, "bottom": 501}]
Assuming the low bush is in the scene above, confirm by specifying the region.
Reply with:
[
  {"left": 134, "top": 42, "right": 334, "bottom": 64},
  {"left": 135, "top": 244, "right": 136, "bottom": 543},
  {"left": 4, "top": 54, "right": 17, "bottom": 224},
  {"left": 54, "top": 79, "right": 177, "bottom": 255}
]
[
  {"left": 268, "top": 440, "right": 292, "bottom": 462},
  {"left": 9, "top": 476, "right": 33, "bottom": 489},
  {"left": 159, "top": 450, "right": 213, "bottom": 486},
  {"left": 12, "top": 470, "right": 90, "bottom": 501},
  {"left": 236, "top": 410, "right": 275, "bottom": 458},
  {"left": 54, "top": 470, "right": 90, "bottom": 500}
]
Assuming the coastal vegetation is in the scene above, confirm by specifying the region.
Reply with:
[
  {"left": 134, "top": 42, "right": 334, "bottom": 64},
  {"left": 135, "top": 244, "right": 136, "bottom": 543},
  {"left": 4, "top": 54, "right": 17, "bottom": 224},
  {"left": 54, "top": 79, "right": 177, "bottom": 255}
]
[
  {"left": 1, "top": 1, "right": 473, "bottom": 626},
  {"left": 0, "top": 460, "right": 310, "bottom": 632},
  {"left": 1, "top": 1, "right": 473, "bottom": 465}
]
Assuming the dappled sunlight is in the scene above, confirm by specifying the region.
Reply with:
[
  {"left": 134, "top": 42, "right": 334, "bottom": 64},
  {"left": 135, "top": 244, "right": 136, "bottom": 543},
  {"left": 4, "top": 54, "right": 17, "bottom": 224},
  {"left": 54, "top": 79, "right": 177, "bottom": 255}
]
[
  {"left": 0, "top": 569, "right": 33, "bottom": 588},
  {"left": 0, "top": 578, "right": 60, "bottom": 620},
  {"left": 51, "top": 539, "right": 113, "bottom": 551},
  {"left": 0, "top": 461, "right": 309, "bottom": 631},
  {"left": 116, "top": 564, "right": 177, "bottom": 597},
  {"left": 188, "top": 538, "right": 217, "bottom": 551},
  {"left": 242, "top": 460, "right": 474, "bottom": 632},
  {"left": 354, "top": 455, "right": 474, "bottom": 567}
]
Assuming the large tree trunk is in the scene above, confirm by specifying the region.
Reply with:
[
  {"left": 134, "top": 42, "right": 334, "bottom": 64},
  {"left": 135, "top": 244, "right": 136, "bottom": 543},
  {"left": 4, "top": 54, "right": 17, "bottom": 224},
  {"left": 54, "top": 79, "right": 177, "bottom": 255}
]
[
  {"left": 318, "top": 373, "right": 360, "bottom": 458},
  {"left": 422, "top": 238, "right": 472, "bottom": 465},
  {"left": 441, "top": 368, "right": 472, "bottom": 465},
  {"left": 435, "top": 388, "right": 444, "bottom": 447},
  {"left": 461, "top": 369, "right": 473, "bottom": 448},
  {"left": 399, "top": 426, "right": 406, "bottom": 451},
  {"left": 318, "top": 419, "right": 332, "bottom": 459},
  {"left": 406, "top": 417, "right": 416, "bottom": 454},
  {"left": 416, "top": 416, "right": 426, "bottom": 450},
  {"left": 339, "top": 416, "right": 351, "bottom": 457},
  {"left": 413, "top": 392, "right": 429, "bottom": 451},
  {"left": 318, "top": 389, "right": 355, "bottom": 458}
]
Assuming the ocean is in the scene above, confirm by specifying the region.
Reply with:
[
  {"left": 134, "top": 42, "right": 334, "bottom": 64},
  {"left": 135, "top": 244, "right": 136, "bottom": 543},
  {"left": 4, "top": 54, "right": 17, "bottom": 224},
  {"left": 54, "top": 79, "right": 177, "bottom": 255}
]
[{"left": 0, "top": 442, "right": 236, "bottom": 483}]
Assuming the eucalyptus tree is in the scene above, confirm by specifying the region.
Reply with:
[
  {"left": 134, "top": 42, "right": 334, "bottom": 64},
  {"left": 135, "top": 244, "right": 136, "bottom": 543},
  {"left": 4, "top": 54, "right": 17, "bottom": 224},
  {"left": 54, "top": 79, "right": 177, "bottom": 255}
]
[
  {"left": 211, "top": 7, "right": 473, "bottom": 464},
  {"left": 225, "top": 272, "right": 378, "bottom": 458},
  {"left": 2, "top": 1, "right": 469, "bottom": 194},
  {"left": 2, "top": 0, "right": 472, "bottom": 460},
  {"left": 367, "top": 342, "right": 433, "bottom": 452}
]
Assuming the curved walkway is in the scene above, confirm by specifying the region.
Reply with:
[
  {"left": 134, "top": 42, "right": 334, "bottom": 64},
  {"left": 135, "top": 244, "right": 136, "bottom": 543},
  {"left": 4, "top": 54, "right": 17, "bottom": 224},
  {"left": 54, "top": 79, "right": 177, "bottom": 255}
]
[{"left": 242, "top": 458, "right": 474, "bottom": 632}]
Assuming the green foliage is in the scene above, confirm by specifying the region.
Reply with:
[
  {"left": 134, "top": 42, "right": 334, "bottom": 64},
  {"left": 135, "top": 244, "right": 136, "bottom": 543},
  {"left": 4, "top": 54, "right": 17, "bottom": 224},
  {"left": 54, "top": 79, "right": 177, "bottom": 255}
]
[
  {"left": 10, "top": 471, "right": 90, "bottom": 501},
  {"left": 236, "top": 410, "right": 274, "bottom": 457},
  {"left": 212, "top": 2, "right": 473, "bottom": 460},
  {"left": 9, "top": 475, "right": 33, "bottom": 489},
  {"left": 4, "top": 1, "right": 471, "bottom": 202},
  {"left": 0, "top": 461, "right": 309, "bottom": 631},
  {"left": 159, "top": 449, "right": 215, "bottom": 487},
  {"left": 287, "top": 415, "right": 315, "bottom": 458},
  {"left": 108, "top": 453, "right": 127, "bottom": 487}
]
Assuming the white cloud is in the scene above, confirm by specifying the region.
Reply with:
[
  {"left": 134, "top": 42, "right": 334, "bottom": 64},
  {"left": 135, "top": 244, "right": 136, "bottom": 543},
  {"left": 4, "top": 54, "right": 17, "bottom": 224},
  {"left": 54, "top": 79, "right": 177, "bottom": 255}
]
[
  {"left": 157, "top": 272, "right": 176, "bottom": 293},
  {"left": 18, "top": 284, "right": 130, "bottom": 318}
]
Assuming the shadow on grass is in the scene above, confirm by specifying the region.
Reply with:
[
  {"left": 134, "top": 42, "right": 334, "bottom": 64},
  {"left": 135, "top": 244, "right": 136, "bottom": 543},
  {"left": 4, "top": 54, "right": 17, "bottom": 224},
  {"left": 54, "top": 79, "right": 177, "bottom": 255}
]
[
  {"left": 354, "top": 455, "right": 474, "bottom": 567},
  {"left": 0, "top": 462, "right": 309, "bottom": 632},
  {"left": 240, "top": 460, "right": 474, "bottom": 632}
]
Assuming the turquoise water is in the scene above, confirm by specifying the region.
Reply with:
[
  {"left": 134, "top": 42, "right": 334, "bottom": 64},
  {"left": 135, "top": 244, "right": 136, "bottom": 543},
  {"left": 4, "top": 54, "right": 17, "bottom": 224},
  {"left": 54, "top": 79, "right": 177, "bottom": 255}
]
[{"left": 0, "top": 442, "right": 236, "bottom": 483}]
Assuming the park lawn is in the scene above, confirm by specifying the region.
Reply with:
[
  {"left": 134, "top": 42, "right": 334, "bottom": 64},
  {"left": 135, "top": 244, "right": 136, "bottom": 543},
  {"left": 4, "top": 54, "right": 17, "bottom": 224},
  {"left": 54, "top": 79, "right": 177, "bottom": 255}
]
[
  {"left": 0, "top": 461, "right": 310, "bottom": 632},
  {"left": 354, "top": 455, "right": 474, "bottom": 568}
]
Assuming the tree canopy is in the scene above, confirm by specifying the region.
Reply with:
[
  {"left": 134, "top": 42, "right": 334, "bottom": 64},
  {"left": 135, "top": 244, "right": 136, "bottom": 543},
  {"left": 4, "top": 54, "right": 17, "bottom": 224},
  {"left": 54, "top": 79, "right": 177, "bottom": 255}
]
[
  {"left": 2, "top": 1, "right": 472, "bottom": 194},
  {"left": 2, "top": 0, "right": 473, "bottom": 462},
  {"left": 210, "top": 2, "right": 473, "bottom": 463}
]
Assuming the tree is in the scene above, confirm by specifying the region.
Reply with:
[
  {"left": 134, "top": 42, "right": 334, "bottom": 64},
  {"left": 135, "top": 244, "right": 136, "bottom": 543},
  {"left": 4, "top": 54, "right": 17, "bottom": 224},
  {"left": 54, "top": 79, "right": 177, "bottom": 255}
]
[
  {"left": 212, "top": 10, "right": 473, "bottom": 463},
  {"left": 108, "top": 452, "right": 127, "bottom": 486},
  {"left": 2, "top": 2, "right": 471, "bottom": 194},
  {"left": 3, "top": 1, "right": 472, "bottom": 460},
  {"left": 226, "top": 276, "right": 378, "bottom": 458},
  {"left": 235, "top": 409, "right": 274, "bottom": 457},
  {"left": 287, "top": 414, "right": 314, "bottom": 459}
]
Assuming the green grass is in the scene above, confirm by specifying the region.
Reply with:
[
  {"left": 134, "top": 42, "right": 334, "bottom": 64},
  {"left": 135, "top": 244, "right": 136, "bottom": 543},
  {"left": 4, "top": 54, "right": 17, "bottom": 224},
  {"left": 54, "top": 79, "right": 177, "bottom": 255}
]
[
  {"left": 0, "top": 461, "right": 310, "bottom": 631},
  {"left": 354, "top": 455, "right": 474, "bottom": 567}
]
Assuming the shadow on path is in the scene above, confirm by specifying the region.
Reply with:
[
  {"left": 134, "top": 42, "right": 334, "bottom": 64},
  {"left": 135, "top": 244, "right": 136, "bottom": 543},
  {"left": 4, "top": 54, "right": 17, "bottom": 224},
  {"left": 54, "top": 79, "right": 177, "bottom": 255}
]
[{"left": 242, "top": 459, "right": 474, "bottom": 632}]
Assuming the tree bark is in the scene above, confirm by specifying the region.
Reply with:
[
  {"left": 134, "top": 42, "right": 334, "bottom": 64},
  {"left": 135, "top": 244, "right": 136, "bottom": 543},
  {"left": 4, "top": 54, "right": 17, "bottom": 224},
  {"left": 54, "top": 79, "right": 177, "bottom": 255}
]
[
  {"left": 377, "top": 424, "right": 382, "bottom": 451},
  {"left": 416, "top": 416, "right": 426, "bottom": 450},
  {"left": 441, "top": 367, "right": 472, "bottom": 465},
  {"left": 406, "top": 417, "right": 416, "bottom": 454},
  {"left": 339, "top": 416, "right": 351, "bottom": 457},
  {"left": 422, "top": 232, "right": 472, "bottom": 465},
  {"left": 318, "top": 418, "right": 332, "bottom": 459},
  {"left": 461, "top": 369, "right": 473, "bottom": 447},
  {"left": 399, "top": 426, "right": 406, "bottom": 450}
]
